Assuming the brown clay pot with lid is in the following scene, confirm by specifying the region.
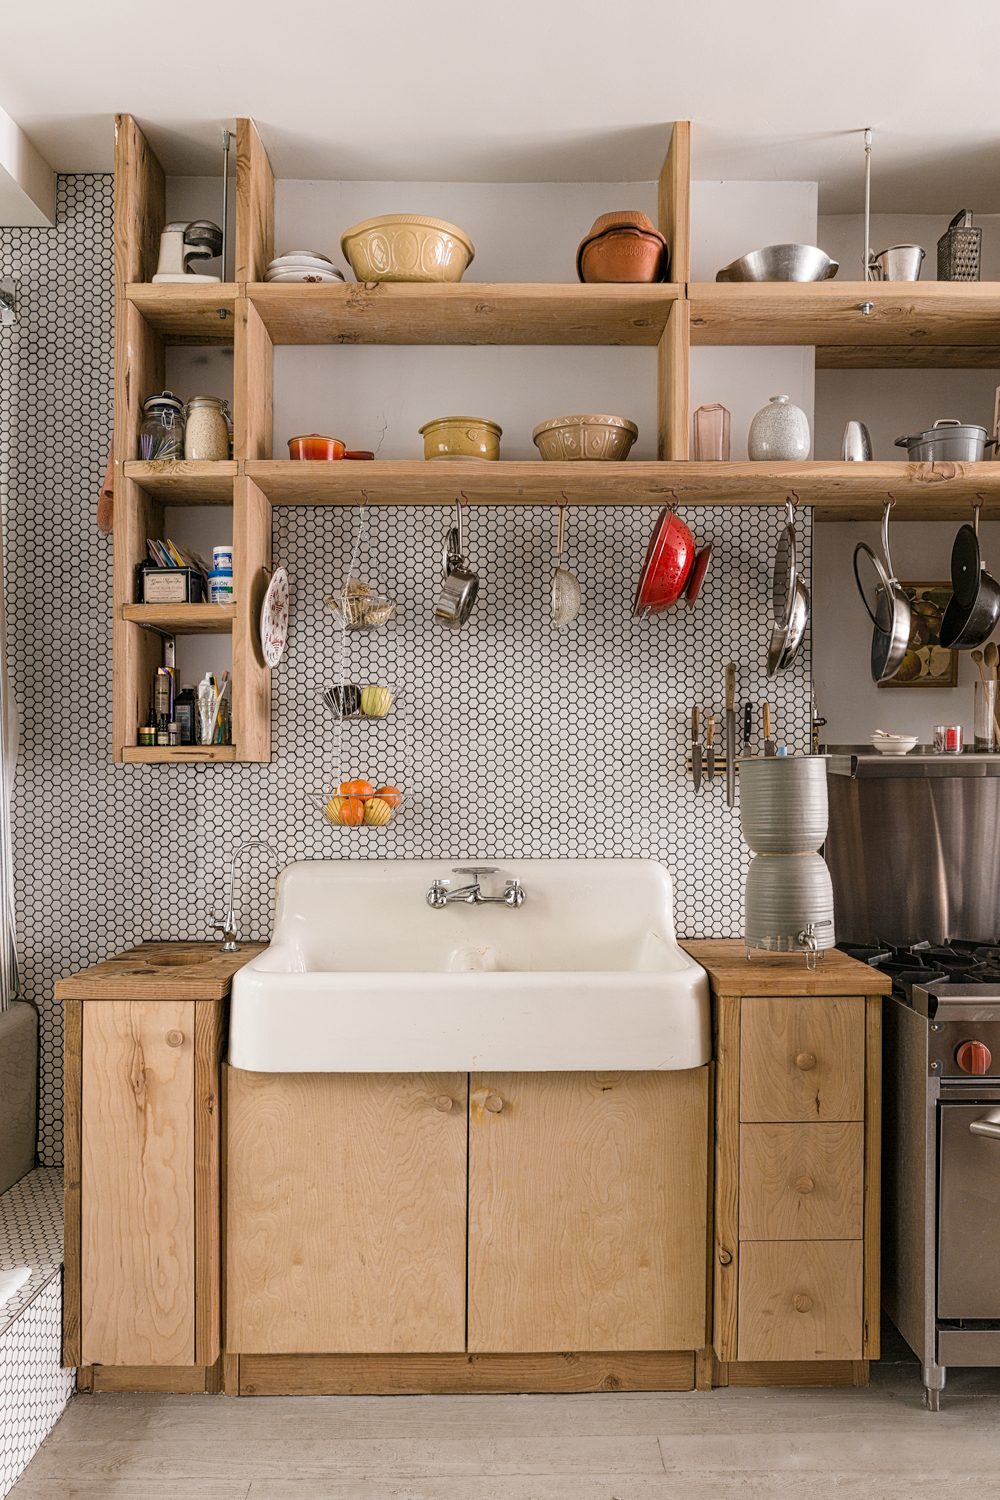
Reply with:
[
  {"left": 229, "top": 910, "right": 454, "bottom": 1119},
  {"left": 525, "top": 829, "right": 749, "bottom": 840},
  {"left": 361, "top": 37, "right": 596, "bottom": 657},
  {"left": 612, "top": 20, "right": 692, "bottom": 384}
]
[{"left": 576, "top": 211, "right": 668, "bottom": 283}]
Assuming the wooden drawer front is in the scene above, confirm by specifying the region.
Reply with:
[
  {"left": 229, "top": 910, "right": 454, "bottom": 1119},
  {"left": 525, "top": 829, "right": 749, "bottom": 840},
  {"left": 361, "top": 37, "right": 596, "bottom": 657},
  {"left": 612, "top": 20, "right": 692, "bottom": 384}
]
[
  {"left": 740, "top": 995, "right": 865, "bottom": 1123},
  {"left": 737, "top": 1240, "right": 864, "bottom": 1362},
  {"left": 739, "top": 1122, "right": 864, "bottom": 1241}
]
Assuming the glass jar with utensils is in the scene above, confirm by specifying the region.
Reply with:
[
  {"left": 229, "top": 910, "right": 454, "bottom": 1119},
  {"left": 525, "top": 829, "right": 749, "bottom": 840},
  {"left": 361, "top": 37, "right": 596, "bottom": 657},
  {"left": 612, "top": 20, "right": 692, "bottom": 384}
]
[{"left": 139, "top": 391, "right": 185, "bottom": 460}]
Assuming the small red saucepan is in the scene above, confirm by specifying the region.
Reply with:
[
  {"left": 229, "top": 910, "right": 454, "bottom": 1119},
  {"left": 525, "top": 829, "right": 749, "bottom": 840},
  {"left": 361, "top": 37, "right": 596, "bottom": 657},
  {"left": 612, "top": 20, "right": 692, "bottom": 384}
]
[
  {"left": 288, "top": 434, "right": 346, "bottom": 460},
  {"left": 632, "top": 507, "right": 697, "bottom": 615}
]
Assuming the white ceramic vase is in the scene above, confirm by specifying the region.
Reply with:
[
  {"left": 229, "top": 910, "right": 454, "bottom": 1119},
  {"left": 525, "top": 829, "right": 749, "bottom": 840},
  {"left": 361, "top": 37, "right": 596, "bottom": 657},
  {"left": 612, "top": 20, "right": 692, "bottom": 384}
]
[{"left": 748, "top": 395, "right": 811, "bottom": 461}]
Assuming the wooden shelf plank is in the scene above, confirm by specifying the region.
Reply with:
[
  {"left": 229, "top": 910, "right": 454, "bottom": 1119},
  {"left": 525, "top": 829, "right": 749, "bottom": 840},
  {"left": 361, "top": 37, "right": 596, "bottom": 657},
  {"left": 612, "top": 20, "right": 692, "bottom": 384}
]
[
  {"left": 817, "top": 345, "right": 1000, "bottom": 370},
  {"left": 245, "top": 457, "right": 1000, "bottom": 518},
  {"left": 122, "top": 604, "right": 236, "bottom": 635},
  {"left": 122, "top": 745, "right": 242, "bottom": 763},
  {"left": 126, "top": 284, "right": 239, "bottom": 343},
  {"left": 690, "top": 281, "right": 1000, "bottom": 354},
  {"left": 123, "top": 461, "right": 237, "bottom": 502},
  {"left": 247, "top": 282, "right": 681, "bottom": 346}
]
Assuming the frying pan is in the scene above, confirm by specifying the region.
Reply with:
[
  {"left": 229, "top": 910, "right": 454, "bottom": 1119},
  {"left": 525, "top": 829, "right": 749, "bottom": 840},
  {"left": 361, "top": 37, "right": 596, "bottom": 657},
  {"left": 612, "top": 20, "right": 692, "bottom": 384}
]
[
  {"left": 632, "top": 507, "right": 695, "bottom": 616},
  {"left": 939, "top": 507, "right": 1000, "bottom": 649},
  {"left": 766, "top": 500, "right": 810, "bottom": 676},
  {"left": 853, "top": 501, "right": 912, "bottom": 683}
]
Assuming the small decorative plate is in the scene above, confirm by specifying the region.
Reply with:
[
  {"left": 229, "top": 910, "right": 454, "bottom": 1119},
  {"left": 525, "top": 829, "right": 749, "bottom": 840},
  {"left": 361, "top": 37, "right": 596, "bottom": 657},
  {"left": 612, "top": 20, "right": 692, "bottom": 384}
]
[{"left": 260, "top": 566, "right": 289, "bottom": 667}]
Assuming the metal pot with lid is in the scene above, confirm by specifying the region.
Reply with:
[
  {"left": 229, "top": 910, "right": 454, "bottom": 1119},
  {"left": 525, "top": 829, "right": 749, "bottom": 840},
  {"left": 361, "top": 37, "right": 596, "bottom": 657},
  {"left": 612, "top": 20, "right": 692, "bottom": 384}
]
[{"left": 894, "top": 419, "right": 997, "bottom": 463}]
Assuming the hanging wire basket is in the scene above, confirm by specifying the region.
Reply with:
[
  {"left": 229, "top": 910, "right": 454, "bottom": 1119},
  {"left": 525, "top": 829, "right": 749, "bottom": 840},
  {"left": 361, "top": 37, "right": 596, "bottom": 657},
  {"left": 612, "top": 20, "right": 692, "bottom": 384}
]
[{"left": 313, "top": 502, "right": 414, "bottom": 830}]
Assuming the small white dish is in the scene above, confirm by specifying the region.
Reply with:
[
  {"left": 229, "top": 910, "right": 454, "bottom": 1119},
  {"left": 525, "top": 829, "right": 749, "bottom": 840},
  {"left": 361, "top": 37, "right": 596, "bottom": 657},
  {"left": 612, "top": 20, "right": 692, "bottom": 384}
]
[
  {"left": 267, "top": 257, "right": 339, "bottom": 273},
  {"left": 871, "top": 732, "right": 918, "bottom": 756},
  {"left": 264, "top": 269, "right": 344, "bottom": 283},
  {"left": 260, "top": 566, "right": 289, "bottom": 667},
  {"left": 269, "top": 250, "right": 334, "bottom": 266}
]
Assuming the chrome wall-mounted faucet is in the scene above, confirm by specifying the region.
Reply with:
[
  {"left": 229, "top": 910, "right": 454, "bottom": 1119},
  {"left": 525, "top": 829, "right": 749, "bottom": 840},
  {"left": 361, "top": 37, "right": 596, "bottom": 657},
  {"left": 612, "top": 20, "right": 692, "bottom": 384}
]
[
  {"left": 426, "top": 866, "right": 525, "bottom": 910},
  {"left": 210, "top": 839, "right": 280, "bottom": 951}
]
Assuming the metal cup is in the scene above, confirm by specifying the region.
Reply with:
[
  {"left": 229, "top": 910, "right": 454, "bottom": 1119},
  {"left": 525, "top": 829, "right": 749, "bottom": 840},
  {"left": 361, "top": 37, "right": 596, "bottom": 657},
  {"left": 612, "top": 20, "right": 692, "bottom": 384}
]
[
  {"left": 871, "top": 244, "right": 925, "bottom": 282},
  {"left": 842, "top": 420, "right": 873, "bottom": 462}
]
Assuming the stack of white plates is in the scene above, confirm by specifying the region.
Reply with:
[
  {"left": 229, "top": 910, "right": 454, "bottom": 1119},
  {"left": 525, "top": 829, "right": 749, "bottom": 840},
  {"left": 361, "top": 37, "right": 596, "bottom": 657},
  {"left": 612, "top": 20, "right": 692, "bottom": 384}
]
[{"left": 264, "top": 252, "right": 345, "bottom": 284}]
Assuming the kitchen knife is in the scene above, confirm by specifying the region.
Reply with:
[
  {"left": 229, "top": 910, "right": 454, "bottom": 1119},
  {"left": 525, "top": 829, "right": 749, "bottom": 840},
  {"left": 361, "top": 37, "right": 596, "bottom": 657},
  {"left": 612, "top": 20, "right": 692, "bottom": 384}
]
[
  {"left": 742, "top": 701, "right": 753, "bottom": 756},
  {"left": 691, "top": 706, "right": 702, "bottom": 792},
  {"left": 725, "top": 664, "right": 737, "bottom": 809},
  {"left": 763, "top": 702, "right": 776, "bottom": 757},
  {"left": 706, "top": 713, "right": 716, "bottom": 783}
]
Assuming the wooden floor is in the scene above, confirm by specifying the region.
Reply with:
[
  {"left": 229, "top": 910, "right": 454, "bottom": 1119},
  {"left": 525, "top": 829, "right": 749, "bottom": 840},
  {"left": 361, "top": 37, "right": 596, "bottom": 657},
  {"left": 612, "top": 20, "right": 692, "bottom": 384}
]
[{"left": 10, "top": 1338, "right": 1000, "bottom": 1499}]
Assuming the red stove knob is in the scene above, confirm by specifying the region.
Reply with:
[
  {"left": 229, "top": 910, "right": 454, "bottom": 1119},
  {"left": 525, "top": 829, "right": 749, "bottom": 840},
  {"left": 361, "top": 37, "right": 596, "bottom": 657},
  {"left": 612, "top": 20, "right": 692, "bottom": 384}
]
[{"left": 957, "top": 1040, "right": 992, "bottom": 1075}]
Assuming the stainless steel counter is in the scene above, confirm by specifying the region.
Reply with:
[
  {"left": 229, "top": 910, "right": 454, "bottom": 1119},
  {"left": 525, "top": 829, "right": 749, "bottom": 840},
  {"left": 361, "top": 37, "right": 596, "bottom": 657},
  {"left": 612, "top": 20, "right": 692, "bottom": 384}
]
[{"left": 825, "top": 746, "right": 1000, "bottom": 779}]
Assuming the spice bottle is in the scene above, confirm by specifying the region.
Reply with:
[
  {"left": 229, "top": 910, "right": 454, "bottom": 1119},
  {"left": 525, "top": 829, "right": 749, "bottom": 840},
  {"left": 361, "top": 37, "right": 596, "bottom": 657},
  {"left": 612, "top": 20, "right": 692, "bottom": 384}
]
[{"left": 184, "top": 396, "right": 230, "bottom": 461}]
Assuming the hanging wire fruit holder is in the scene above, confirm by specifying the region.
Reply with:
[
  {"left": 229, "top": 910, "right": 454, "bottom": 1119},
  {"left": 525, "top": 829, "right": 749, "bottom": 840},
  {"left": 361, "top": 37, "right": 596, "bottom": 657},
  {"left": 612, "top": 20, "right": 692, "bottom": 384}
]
[{"left": 312, "top": 501, "right": 414, "bottom": 830}]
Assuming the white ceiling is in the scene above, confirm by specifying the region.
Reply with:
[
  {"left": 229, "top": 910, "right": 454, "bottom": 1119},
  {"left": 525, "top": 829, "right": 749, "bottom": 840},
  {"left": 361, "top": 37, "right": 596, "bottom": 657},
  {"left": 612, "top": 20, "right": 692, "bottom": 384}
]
[{"left": 2, "top": 0, "right": 999, "bottom": 212}]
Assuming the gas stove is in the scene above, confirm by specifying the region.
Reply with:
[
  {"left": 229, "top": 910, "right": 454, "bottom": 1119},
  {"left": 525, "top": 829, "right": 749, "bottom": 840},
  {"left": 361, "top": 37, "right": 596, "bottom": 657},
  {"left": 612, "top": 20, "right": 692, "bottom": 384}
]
[{"left": 838, "top": 939, "right": 1000, "bottom": 1006}]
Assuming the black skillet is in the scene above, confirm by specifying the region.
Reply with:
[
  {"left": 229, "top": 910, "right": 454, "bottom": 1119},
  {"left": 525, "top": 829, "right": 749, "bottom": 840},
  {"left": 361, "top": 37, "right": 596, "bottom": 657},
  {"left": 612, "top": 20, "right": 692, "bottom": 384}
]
[{"left": 939, "top": 508, "right": 1000, "bottom": 649}]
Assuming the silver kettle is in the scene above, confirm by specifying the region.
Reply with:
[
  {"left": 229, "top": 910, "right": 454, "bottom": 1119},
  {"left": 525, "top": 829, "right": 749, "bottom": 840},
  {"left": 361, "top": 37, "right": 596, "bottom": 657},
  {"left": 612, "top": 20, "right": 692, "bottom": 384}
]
[{"left": 435, "top": 502, "right": 479, "bottom": 629}]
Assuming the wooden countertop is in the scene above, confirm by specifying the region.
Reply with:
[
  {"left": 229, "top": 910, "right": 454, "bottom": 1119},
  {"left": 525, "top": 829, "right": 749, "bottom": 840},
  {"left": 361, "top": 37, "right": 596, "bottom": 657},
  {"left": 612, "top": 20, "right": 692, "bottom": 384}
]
[
  {"left": 681, "top": 939, "right": 892, "bottom": 998},
  {"left": 55, "top": 941, "right": 267, "bottom": 1000}
]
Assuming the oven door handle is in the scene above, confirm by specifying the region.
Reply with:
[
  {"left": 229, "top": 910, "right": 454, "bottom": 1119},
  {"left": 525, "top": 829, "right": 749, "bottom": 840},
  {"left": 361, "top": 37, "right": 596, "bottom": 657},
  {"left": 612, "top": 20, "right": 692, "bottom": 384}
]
[{"left": 970, "top": 1110, "right": 1000, "bottom": 1140}]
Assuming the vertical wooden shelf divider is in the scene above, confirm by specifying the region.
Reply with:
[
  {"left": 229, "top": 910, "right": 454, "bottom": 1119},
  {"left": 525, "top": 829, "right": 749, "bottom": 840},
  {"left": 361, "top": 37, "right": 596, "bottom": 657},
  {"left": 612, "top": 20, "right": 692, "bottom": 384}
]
[{"left": 658, "top": 122, "right": 691, "bottom": 460}]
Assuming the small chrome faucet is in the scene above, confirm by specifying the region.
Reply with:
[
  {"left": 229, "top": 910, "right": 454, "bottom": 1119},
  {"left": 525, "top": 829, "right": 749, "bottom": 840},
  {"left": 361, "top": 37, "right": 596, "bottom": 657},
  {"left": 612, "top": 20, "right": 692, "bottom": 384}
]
[
  {"left": 426, "top": 866, "right": 525, "bottom": 910},
  {"left": 210, "top": 839, "right": 280, "bottom": 951}
]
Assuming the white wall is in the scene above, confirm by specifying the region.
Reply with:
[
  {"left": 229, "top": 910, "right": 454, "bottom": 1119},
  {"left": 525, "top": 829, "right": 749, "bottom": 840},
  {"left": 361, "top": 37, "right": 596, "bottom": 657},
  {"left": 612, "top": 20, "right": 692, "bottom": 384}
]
[{"left": 691, "top": 182, "right": 817, "bottom": 459}]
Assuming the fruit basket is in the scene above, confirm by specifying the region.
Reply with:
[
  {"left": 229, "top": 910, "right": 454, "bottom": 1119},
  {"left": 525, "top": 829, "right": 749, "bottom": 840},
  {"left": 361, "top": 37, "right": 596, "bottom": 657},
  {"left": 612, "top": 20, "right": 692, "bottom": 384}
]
[{"left": 322, "top": 682, "right": 396, "bottom": 723}]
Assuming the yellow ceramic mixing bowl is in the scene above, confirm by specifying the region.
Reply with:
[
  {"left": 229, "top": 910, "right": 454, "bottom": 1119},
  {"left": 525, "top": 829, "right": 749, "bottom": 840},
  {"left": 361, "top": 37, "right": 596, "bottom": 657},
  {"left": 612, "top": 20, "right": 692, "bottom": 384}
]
[{"left": 340, "top": 215, "right": 475, "bottom": 283}]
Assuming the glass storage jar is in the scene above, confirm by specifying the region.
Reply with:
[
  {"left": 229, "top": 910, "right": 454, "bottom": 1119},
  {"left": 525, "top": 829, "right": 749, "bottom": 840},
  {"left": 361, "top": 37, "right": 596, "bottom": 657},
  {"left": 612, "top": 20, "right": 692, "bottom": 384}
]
[
  {"left": 139, "top": 391, "right": 185, "bottom": 461},
  {"left": 184, "top": 396, "right": 230, "bottom": 461}
]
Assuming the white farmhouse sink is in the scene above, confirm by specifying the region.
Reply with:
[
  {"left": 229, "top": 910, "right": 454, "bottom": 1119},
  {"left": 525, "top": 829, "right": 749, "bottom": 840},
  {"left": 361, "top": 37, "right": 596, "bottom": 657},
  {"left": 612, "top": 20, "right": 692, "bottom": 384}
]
[{"left": 229, "top": 859, "right": 710, "bottom": 1073}]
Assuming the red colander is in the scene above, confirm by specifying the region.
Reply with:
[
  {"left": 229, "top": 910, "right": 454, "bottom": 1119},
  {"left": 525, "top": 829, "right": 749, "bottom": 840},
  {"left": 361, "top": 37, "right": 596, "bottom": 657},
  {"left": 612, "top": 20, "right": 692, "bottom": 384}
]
[{"left": 632, "top": 507, "right": 696, "bottom": 615}]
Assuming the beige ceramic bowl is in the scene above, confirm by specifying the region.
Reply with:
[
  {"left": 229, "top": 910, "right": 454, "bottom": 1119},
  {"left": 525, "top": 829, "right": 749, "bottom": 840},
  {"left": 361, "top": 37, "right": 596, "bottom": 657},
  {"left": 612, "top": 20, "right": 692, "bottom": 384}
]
[
  {"left": 340, "top": 215, "right": 475, "bottom": 283},
  {"left": 532, "top": 414, "right": 638, "bottom": 462},
  {"left": 419, "top": 415, "right": 501, "bottom": 462}
]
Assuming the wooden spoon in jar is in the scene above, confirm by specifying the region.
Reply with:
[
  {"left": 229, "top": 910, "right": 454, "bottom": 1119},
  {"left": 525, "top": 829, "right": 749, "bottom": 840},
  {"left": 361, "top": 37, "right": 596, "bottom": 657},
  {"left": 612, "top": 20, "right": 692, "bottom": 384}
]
[
  {"left": 974, "top": 647, "right": 1000, "bottom": 748},
  {"left": 985, "top": 640, "right": 999, "bottom": 680}
]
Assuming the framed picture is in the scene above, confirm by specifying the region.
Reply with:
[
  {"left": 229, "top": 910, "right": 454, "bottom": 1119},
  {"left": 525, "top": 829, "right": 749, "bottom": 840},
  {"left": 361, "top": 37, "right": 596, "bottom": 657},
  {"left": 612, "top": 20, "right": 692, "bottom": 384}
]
[{"left": 879, "top": 582, "right": 959, "bottom": 688}]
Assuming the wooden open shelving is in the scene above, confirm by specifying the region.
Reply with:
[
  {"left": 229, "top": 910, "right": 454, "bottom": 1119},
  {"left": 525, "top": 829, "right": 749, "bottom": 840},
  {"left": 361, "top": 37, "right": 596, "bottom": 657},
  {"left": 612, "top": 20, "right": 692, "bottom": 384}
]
[{"left": 113, "top": 109, "right": 1000, "bottom": 765}]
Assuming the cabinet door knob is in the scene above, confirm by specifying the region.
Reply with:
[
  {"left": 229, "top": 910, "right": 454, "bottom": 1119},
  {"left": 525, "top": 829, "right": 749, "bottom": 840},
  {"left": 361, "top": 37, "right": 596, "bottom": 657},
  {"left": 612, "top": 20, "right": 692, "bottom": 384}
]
[
  {"left": 434, "top": 1095, "right": 454, "bottom": 1112},
  {"left": 795, "top": 1175, "right": 815, "bottom": 1195},
  {"left": 165, "top": 1030, "right": 184, "bottom": 1048},
  {"left": 485, "top": 1094, "right": 504, "bottom": 1113},
  {"left": 795, "top": 1051, "right": 817, "bottom": 1071},
  {"left": 793, "top": 1294, "right": 813, "bottom": 1313}
]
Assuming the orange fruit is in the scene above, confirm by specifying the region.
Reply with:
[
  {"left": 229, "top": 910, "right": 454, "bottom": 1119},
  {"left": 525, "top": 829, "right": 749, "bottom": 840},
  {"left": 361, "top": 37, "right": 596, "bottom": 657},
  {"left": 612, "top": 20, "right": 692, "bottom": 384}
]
[
  {"left": 339, "top": 779, "right": 374, "bottom": 799},
  {"left": 325, "top": 794, "right": 367, "bottom": 826},
  {"left": 374, "top": 784, "right": 403, "bottom": 808},
  {"left": 364, "top": 797, "right": 392, "bottom": 826}
]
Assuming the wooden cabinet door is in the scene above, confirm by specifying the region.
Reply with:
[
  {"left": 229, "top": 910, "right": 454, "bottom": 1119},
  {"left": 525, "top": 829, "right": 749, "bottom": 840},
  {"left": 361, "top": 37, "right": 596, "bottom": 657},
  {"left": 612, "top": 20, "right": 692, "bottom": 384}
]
[
  {"left": 81, "top": 1000, "right": 196, "bottom": 1366},
  {"left": 739, "top": 1121, "right": 864, "bottom": 1241},
  {"left": 467, "top": 1069, "right": 709, "bottom": 1354},
  {"left": 227, "top": 1071, "right": 468, "bottom": 1354},
  {"left": 740, "top": 996, "right": 865, "bottom": 1123}
]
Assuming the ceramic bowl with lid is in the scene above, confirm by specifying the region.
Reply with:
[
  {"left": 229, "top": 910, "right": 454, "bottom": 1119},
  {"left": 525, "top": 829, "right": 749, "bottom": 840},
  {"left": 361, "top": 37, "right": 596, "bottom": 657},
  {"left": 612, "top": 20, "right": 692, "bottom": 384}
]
[
  {"left": 532, "top": 414, "right": 638, "bottom": 462},
  {"left": 340, "top": 215, "right": 475, "bottom": 283},
  {"left": 577, "top": 211, "right": 668, "bottom": 283}
]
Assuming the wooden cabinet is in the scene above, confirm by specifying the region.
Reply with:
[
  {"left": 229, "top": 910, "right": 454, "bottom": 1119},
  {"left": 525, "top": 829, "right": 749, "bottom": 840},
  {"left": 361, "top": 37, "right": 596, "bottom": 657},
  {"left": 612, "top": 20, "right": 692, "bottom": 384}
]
[
  {"left": 226, "top": 1071, "right": 468, "bottom": 1354},
  {"left": 227, "top": 1066, "right": 710, "bottom": 1364},
  {"left": 59, "top": 943, "right": 262, "bottom": 1388},
  {"left": 467, "top": 1071, "right": 708, "bottom": 1354},
  {"left": 682, "top": 941, "right": 889, "bottom": 1387}
]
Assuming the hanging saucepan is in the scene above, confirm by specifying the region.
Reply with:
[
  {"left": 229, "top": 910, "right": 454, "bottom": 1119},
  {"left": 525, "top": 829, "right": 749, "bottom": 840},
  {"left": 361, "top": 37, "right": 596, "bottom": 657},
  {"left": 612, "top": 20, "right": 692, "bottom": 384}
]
[
  {"left": 766, "top": 499, "right": 810, "bottom": 676},
  {"left": 632, "top": 505, "right": 696, "bottom": 616},
  {"left": 853, "top": 500, "right": 912, "bottom": 683},
  {"left": 435, "top": 501, "right": 479, "bottom": 629},
  {"left": 939, "top": 504, "right": 1000, "bottom": 649}
]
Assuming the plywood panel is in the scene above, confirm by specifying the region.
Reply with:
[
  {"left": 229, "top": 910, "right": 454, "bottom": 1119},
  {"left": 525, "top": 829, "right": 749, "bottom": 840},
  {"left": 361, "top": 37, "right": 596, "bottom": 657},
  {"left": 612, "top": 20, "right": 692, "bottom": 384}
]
[
  {"left": 737, "top": 1240, "right": 864, "bottom": 1362},
  {"left": 658, "top": 121, "right": 690, "bottom": 284},
  {"left": 863, "top": 995, "right": 882, "bottom": 1359},
  {"left": 468, "top": 1069, "right": 709, "bottom": 1353},
  {"left": 56, "top": 943, "right": 263, "bottom": 1001},
  {"left": 231, "top": 476, "right": 272, "bottom": 762},
  {"left": 681, "top": 941, "right": 890, "bottom": 997},
  {"left": 81, "top": 1000, "right": 196, "bottom": 1366},
  {"left": 235, "top": 118, "right": 274, "bottom": 284},
  {"left": 61, "top": 998, "right": 82, "bottom": 1367},
  {"left": 233, "top": 299, "right": 273, "bottom": 461},
  {"left": 194, "top": 1001, "right": 225, "bottom": 1367},
  {"left": 226, "top": 1070, "right": 468, "bottom": 1354},
  {"left": 238, "top": 1350, "right": 695, "bottom": 1395},
  {"left": 657, "top": 299, "right": 689, "bottom": 459},
  {"left": 740, "top": 995, "right": 865, "bottom": 1123},
  {"left": 739, "top": 1122, "right": 864, "bottom": 1241},
  {"left": 713, "top": 996, "right": 740, "bottom": 1362}
]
